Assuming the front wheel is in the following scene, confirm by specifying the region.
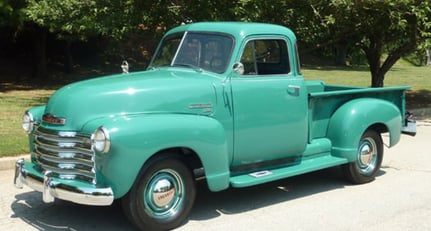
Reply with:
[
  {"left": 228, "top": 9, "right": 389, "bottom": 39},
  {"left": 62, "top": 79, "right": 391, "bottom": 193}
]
[
  {"left": 122, "top": 153, "right": 196, "bottom": 231},
  {"left": 343, "top": 129, "right": 383, "bottom": 184}
]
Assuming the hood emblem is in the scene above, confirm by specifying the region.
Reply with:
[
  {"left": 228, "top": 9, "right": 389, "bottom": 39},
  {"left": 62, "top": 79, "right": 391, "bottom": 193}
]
[
  {"left": 189, "top": 103, "right": 213, "bottom": 109},
  {"left": 42, "top": 113, "right": 66, "bottom": 125},
  {"left": 189, "top": 103, "right": 213, "bottom": 113}
]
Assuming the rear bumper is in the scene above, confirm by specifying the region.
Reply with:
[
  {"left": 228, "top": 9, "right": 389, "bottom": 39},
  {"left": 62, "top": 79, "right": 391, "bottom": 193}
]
[
  {"left": 14, "top": 159, "right": 114, "bottom": 206},
  {"left": 402, "top": 119, "right": 416, "bottom": 136}
]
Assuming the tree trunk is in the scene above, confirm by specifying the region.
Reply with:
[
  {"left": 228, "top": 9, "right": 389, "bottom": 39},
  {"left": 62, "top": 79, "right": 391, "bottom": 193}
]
[
  {"left": 64, "top": 40, "right": 74, "bottom": 73},
  {"left": 31, "top": 25, "right": 47, "bottom": 80},
  {"left": 369, "top": 60, "right": 384, "bottom": 88},
  {"left": 363, "top": 37, "right": 404, "bottom": 88},
  {"left": 371, "top": 71, "right": 384, "bottom": 88},
  {"left": 426, "top": 49, "right": 431, "bottom": 65},
  {"left": 335, "top": 42, "right": 348, "bottom": 66},
  {"left": 363, "top": 40, "right": 384, "bottom": 87}
]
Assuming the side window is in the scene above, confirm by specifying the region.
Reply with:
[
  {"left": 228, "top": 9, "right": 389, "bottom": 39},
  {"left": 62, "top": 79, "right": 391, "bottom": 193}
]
[{"left": 240, "top": 39, "right": 290, "bottom": 76}]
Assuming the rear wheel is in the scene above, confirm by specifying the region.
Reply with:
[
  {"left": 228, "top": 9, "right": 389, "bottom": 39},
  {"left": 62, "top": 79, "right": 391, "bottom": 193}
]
[
  {"left": 343, "top": 129, "right": 383, "bottom": 184},
  {"left": 122, "top": 153, "right": 196, "bottom": 231}
]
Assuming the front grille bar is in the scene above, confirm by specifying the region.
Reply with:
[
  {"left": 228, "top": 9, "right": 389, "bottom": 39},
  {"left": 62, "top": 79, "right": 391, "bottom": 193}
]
[{"left": 33, "top": 126, "right": 96, "bottom": 184}]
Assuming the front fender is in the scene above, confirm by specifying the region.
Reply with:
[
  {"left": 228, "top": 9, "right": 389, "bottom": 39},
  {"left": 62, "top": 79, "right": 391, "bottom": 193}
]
[
  {"left": 83, "top": 113, "right": 230, "bottom": 198},
  {"left": 327, "top": 98, "right": 402, "bottom": 161},
  {"left": 28, "top": 105, "right": 46, "bottom": 121}
]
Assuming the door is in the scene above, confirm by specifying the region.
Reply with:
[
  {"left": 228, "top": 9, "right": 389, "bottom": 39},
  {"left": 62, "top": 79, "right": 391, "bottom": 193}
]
[{"left": 230, "top": 38, "right": 308, "bottom": 167}]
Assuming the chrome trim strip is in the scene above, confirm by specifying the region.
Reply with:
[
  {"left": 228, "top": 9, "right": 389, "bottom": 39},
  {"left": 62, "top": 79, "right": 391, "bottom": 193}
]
[
  {"left": 14, "top": 159, "right": 114, "bottom": 206},
  {"left": 189, "top": 103, "right": 213, "bottom": 109}
]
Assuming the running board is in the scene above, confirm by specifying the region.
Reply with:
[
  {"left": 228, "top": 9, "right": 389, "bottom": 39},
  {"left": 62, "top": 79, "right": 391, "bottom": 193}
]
[{"left": 229, "top": 155, "right": 348, "bottom": 188}]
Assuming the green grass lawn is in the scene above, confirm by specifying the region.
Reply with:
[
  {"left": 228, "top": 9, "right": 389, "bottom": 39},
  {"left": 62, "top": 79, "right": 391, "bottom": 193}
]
[
  {"left": 302, "top": 60, "right": 431, "bottom": 108},
  {"left": 0, "top": 61, "right": 430, "bottom": 157},
  {"left": 0, "top": 85, "right": 55, "bottom": 156},
  {"left": 303, "top": 59, "right": 431, "bottom": 90}
]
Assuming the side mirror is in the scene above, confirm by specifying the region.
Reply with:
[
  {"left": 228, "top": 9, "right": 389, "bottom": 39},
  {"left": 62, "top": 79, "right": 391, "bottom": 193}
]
[
  {"left": 121, "top": 61, "right": 129, "bottom": 74},
  {"left": 232, "top": 62, "right": 244, "bottom": 75}
]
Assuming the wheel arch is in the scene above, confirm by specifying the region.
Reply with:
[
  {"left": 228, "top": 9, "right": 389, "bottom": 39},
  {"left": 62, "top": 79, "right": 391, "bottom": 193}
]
[
  {"left": 144, "top": 147, "right": 206, "bottom": 183},
  {"left": 154, "top": 147, "right": 203, "bottom": 170},
  {"left": 327, "top": 98, "right": 402, "bottom": 161},
  {"left": 146, "top": 144, "right": 230, "bottom": 193}
]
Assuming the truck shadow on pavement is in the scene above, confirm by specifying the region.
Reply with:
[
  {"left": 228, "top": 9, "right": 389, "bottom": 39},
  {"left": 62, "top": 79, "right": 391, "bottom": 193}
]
[
  {"left": 10, "top": 167, "right": 386, "bottom": 230},
  {"left": 189, "top": 167, "right": 361, "bottom": 222},
  {"left": 11, "top": 193, "right": 137, "bottom": 230},
  {"left": 187, "top": 166, "right": 385, "bottom": 226}
]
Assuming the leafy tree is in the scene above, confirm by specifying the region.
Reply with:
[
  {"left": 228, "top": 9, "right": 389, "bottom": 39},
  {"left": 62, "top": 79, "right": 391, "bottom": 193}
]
[
  {"left": 138, "top": 0, "right": 243, "bottom": 34},
  {"left": 24, "top": 0, "right": 143, "bottom": 77},
  {"left": 0, "top": 0, "right": 38, "bottom": 80},
  {"left": 0, "top": 0, "right": 26, "bottom": 27},
  {"left": 0, "top": 0, "right": 27, "bottom": 54},
  {"left": 7, "top": 0, "right": 430, "bottom": 87},
  {"left": 311, "top": 0, "right": 431, "bottom": 87}
]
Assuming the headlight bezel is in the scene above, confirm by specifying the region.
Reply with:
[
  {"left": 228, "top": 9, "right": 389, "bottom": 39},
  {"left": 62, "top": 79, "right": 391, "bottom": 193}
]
[
  {"left": 22, "top": 111, "right": 34, "bottom": 133},
  {"left": 91, "top": 126, "right": 111, "bottom": 153}
]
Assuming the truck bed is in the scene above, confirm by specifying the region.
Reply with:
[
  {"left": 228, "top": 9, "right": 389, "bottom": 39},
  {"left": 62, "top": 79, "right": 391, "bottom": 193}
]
[{"left": 306, "top": 80, "right": 410, "bottom": 141}]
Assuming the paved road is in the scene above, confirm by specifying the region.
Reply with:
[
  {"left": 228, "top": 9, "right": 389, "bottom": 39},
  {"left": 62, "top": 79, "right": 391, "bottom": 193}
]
[{"left": 1, "top": 120, "right": 430, "bottom": 231}]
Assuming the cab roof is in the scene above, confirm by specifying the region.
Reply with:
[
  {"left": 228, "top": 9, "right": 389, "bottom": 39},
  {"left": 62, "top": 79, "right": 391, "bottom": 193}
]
[{"left": 165, "top": 22, "right": 297, "bottom": 42}]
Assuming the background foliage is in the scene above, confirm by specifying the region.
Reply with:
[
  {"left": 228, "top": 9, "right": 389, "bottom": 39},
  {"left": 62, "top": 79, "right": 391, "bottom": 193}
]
[
  {"left": 0, "top": 0, "right": 430, "bottom": 86},
  {"left": 1, "top": 0, "right": 430, "bottom": 156}
]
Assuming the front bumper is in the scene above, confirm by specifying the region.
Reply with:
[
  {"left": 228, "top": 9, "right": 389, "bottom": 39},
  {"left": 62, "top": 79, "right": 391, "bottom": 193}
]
[{"left": 14, "top": 159, "right": 114, "bottom": 206}]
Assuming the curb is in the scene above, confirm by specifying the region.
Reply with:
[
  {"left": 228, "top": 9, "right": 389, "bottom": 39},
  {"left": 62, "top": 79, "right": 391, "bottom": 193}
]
[{"left": 0, "top": 154, "right": 30, "bottom": 171}]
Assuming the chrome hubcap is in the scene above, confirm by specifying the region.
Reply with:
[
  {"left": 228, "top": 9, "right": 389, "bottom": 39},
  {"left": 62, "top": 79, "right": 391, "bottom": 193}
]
[
  {"left": 152, "top": 179, "right": 176, "bottom": 208},
  {"left": 144, "top": 169, "right": 184, "bottom": 219},
  {"left": 357, "top": 138, "right": 378, "bottom": 175}
]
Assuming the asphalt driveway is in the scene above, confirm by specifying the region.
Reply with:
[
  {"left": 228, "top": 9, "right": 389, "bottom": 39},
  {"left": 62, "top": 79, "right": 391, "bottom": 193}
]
[{"left": 1, "top": 120, "right": 430, "bottom": 231}]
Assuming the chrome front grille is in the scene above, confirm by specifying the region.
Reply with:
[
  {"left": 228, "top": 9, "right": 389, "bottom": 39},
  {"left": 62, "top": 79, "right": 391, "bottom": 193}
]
[{"left": 33, "top": 126, "right": 96, "bottom": 184}]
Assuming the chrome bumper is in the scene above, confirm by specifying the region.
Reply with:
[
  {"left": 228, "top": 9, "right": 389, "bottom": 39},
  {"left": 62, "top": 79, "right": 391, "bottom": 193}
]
[
  {"left": 14, "top": 159, "right": 114, "bottom": 206},
  {"left": 402, "top": 119, "right": 416, "bottom": 136}
]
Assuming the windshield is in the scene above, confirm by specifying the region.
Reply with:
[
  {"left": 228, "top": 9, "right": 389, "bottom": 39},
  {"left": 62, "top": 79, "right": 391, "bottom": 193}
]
[{"left": 150, "top": 32, "right": 234, "bottom": 74}]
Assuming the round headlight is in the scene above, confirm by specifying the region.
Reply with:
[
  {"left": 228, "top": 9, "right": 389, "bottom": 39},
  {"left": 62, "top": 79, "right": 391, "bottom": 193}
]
[
  {"left": 92, "top": 126, "right": 111, "bottom": 153},
  {"left": 22, "top": 111, "right": 34, "bottom": 133}
]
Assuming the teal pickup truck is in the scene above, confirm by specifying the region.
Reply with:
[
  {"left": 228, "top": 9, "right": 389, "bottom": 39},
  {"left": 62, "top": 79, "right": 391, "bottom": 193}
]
[{"left": 14, "top": 22, "right": 416, "bottom": 230}]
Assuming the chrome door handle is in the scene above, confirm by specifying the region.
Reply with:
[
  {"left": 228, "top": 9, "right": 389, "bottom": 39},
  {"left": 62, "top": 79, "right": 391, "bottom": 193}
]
[{"left": 287, "top": 85, "right": 300, "bottom": 96}]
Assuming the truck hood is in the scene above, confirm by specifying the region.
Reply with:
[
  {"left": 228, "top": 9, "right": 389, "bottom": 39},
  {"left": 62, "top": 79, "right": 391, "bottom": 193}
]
[{"left": 43, "top": 68, "right": 221, "bottom": 131}]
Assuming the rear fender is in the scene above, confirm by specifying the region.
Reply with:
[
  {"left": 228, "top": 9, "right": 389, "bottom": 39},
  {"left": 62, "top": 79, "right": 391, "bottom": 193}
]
[
  {"left": 83, "top": 114, "right": 230, "bottom": 198},
  {"left": 327, "top": 98, "right": 402, "bottom": 161}
]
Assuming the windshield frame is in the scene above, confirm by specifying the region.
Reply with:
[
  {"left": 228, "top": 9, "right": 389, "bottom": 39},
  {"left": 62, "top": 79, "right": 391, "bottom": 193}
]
[{"left": 149, "top": 31, "right": 235, "bottom": 74}]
